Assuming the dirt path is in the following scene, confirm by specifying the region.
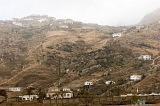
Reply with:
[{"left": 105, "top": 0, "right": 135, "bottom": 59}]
[{"left": 151, "top": 56, "right": 160, "bottom": 66}]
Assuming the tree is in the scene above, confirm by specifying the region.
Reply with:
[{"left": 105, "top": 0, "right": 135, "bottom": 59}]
[
  {"left": 0, "top": 89, "right": 7, "bottom": 100},
  {"left": 78, "top": 86, "right": 94, "bottom": 106},
  {"left": 26, "top": 85, "right": 35, "bottom": 101},
  {"left": 38, "top": 88, "right": 46, "bottom": 102},
  {"left": 117, "top": 78, "right": 126, "bottom": 85},
  {"left": 110, "top": 86, "right": 124, "bottom": 96},
  {"left": 132, "top": 95, "right": 140, "bottom": 103},
  {"left": 79, "top": 92, "right": 94, "bottom": 106}
]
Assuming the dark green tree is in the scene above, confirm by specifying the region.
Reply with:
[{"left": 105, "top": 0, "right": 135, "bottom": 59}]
[
  {"left": 26, "top": 85, "right": 35, "bottom": 101},
  {"left": 38, "top": 88, "right": 46, "bottom": 102},
  {"left": 0, "top": 89, "right": 7, "bottom": 100}
]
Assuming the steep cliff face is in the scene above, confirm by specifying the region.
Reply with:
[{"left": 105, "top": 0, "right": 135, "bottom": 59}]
[{"left": 139, "top": 8, "right": 160, "bottom": 25}]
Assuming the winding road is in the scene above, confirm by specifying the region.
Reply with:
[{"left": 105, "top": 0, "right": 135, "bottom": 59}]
[{"left": 151, "top": 56, "right": 160, "bottom": 66}]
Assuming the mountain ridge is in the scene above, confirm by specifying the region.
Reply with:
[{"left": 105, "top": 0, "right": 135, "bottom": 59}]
[{"left": 139, "top": 8, "right": 160, "bottom": 25}]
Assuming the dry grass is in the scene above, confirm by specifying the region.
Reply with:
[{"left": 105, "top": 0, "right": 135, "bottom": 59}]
[
  {"left": 44, "top": 30, "right": 109, "bottom": 52},
  {"left": 145, "top": 49, "right": 159, "bottom": 56}
]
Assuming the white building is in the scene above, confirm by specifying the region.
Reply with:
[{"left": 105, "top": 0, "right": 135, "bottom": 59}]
[
  {"left": 64, "top": 19, "right": 74, "bottom": 24},
  {"left": 46, "top": 87, "right": 59, "bottom": 98},
  {"left": 138, "top": 55, "right": 151, "bottom": 60},
  {"left": 123, "top": 28, "right": 127, "bottom": 31},
  {"left": 105, "top": 81, "right": 115, "bottom": 85},
  {"left": 46, "top": 87, "right": 73, "bottom": 99},
  {"left": 130, "top": 75, "right": 142, "bottom": 81},
  {"left": 48, "top": 87, "right": 59, "bottom": 92},
  {"left": 82, "top": 27, "right": 93, "bottom": 30},
  {"left": 23, "top": 18, "right": 34, "bottom": 21},
  {"left": 62, "top": 88, "right": 73, "bottom": 98},
  {"left": 38, "top": 19, "right": 46, "bottom": 23},
  {"left": 9, "top": 87, "right": 21, "bottom": 92},
  {"left": 84, "top": 81, "right": 93, "bottom": 86},
  {"left": 19, "top": 95, "right": 38, "bottom": 101},
  {"left": 62, "top": 88, "right": 71, "bottom": 92},
  {"left": 59, "top": 25, "right": 68, "bottom": 29},
  {"left": 136, "top": 25, "right": 145, "bottom": 30},
  {"left": 62, "top": 92, "right": 73, "bottom": 98},
  {"left": 65, "top": 69, "right": 70, "bottom": 73},
  {"left": 12, "top": 22, "right": 23, "bottom": 26},
  {"left": 52, "top": 17, "right": 56, "bottom": 20},
  {"left": 112, "top": 33, "right": 122, "bottom": 37}
]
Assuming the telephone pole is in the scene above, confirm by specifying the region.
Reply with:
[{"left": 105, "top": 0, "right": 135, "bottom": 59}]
[{"left": 58, "top": 57, "right": 61, "bottom": 76}]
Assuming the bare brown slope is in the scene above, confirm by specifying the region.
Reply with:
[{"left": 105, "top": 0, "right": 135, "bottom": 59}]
[{"left": 0, "top": 18, "right": 159, "bottom": 95}]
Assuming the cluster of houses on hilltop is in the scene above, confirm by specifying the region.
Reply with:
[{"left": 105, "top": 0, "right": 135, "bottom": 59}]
[
  {"left": 10, "top": 16, "right": 100, "bottom": 31},
  {"left": 11, "top": 15, "right": 56, "bottom": 27}
]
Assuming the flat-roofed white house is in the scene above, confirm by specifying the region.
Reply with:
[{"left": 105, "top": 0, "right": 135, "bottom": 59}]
[
  {"left": 112, "top": 33, "right": 122, "bottom": 37},
  {"left": 62, "top": 88, "right": 73, "bottom": 98},
  {"left": 46, "top": 87, "right": 60, "bottom": 98},
  {"left": 105, "top": 81, "right": 115, "bottom": 85},
  {"left": 52, "top": 17, "right": 56, "bottom": 20},
  {"left": 19, "top": 95, "right": 38, "bottom": 101},
  {"left": 138, "top": 55, "right": 151, "bottom": 60},
  {"left": 46, "top": 87, "right": 73, "bottom": 99},
  {"left": 9, "top": 87, "right": 21, "bottom": 92},
  {"left": 23, "top": 18, "right": 34, "bottom": 21},
  {"left": 64, "top": 19, "right": 74, "bottom": 24},
  {"left": 48, "top": 87, "right": 59, "bottom": 92},
  {"left": 12, "top": 22, "right": 23, "bottom": 26},
  {"left": 136, "top": 25, "right": 145, "bottom": 30},
  {"left": 62, "top": 88, "right": 71, "bottom": 92},
  {"left": 130, "top": 75, "right": 142, "bottom": 81},
  {"left": 38, "top": 19, "right": 46, "bottom": 23},
  {"left": 62, "top": 93, "right": 73, "bottom": 98},
  {"left": 82, "top": 26, "right": 93, "bottom": 30},
  {"left": 59, "top": 25, "right": 68, "bottom": 29},
  {"left": 84, "top": 81, "right": 93, "bottom": 86}
]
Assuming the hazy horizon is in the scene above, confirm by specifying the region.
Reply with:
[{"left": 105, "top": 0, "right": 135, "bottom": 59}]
[{"left": 0, "top": 0, "right": 160, "bottom": 26}]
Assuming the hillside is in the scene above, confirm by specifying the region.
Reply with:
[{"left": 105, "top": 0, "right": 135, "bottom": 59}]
[
  {"left": 139, "top": 8, "right": 160, "bottom": 25},
  {"left": 0, "top": 15, "right": 159, "bottom": 96}
]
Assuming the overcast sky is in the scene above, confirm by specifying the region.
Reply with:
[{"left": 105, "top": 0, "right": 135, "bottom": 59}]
[{"left": 0, "top": 0, "right": 160, "bottom": 26}]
